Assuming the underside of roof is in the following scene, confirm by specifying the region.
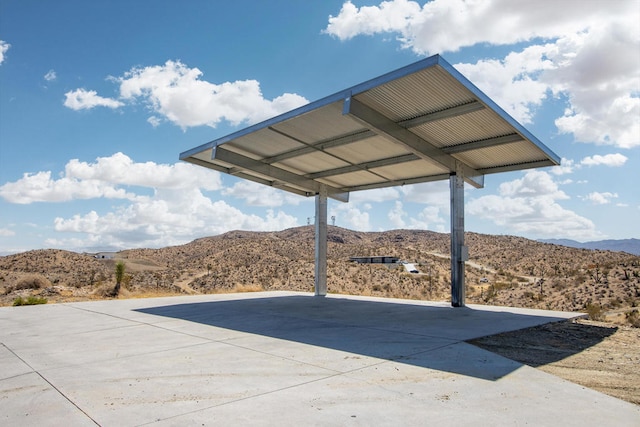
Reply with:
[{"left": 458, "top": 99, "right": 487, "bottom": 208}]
[{"left": 180, "top": 55, "right": 560, "bottom": 202}]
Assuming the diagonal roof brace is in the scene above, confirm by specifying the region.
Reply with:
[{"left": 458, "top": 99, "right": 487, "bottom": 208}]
[
  {"left": 212, "top": 146, "right": 350, "bottom": 202},
  {"left": 343, "top": 96, "right": 485, "bottom": 189}
]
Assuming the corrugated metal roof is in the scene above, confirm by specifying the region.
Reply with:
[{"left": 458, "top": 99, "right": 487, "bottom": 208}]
[{"left": 180, "top": 54, "right": 560, "bottom": 202}]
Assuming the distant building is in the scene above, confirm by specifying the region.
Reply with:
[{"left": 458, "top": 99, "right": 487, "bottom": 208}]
[
  {"left": 92, "top": 252, "right": 117, "bottom": 259},
  {"left": 349, "top": 256, "right": 399, "bottom": 264}
]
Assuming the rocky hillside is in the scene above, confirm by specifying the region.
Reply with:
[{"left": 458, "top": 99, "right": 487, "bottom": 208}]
[{"left": 1, "top": 226, "right": 639, "bottom": 325}]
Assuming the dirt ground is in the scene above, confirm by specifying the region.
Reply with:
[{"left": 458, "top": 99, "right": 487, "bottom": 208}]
[{"left": 470, "top": 318, "right": 640, "bottom": 405}]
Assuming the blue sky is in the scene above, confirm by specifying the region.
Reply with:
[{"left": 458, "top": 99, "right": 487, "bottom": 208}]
[{"left": 0, "top": 0, "right": 638, "bottom": 254}]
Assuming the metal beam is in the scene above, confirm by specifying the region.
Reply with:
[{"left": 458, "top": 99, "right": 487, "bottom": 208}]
[
  {"left": 264, "top": 130, "right": 374, "bottom": 164},
  {"left": 314, "top": 186, "right": 328, "bottom": 296},
  {"left": 183, "top": 156, "right": 313, "bottom": 197},
  {"left": 477, "top": 159, "right": 559, "bottom": 175},
  {"left": 397, "top": 100, "right": 485, "bottom": 128},
  {"left": 212, "top": 146, "right": 349, "bottom": 202},
  {"left": 344, "top": 96, "right": 484, "bottom": 189},
  {"left": 442, "top": 133, "right": 523, "bottom": 154},
  {"left": 450, "top": 163, "right": 466, "bottom": 307},
  {"left": 306, "top": 153, "right": 419, "bottom": 180},
  {"left": 342, "top": 173, "right": 450, "bottom": 192}
]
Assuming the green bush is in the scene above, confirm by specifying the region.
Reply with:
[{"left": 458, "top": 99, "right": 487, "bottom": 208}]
[
  {"left": 585, "top": 303, "right": 605, "bottom": 321},
  {"left": 13, "top": 296, "right": 48, "bottom": 306}
]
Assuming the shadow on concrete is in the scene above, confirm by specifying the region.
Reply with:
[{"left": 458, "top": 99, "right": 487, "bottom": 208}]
[
  {"left": 469, "top": 320, "right": 618, "bottom": 367},
  {"left": 135, "top": 295, "right": 589, "bottom": 381}
]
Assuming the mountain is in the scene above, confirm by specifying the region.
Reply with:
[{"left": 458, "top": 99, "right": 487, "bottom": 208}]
[
  {"left": 539, "top": 238, "right": 640, "bottom": 256},
  {"left": 2, "top": 227, "right": 639, "bottom": 325}
]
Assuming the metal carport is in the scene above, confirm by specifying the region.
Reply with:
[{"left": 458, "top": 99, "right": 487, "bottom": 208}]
[{"left": 180, "top": 54, "right": 560, "bottom": 307}]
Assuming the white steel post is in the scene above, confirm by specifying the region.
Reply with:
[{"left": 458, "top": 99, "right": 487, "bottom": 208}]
[
  {"left": 314, "top": 186, "right": 328, "bottom": 296},
  {"left": 450, "top": 164, "right": 466, "bottom": 307}
]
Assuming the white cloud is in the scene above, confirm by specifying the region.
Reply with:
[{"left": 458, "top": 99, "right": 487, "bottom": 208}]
[
  {"left": 44, "top": 69, "right": 57, "bottom": 81},
  {"left": 51, "top": 189, "right": 299, "bottom": 250},
  {"left": 65, "top": 60, "right": 308, "bottom": 129},
  {"left": 349, "top": 187, "right": 399, "bottom": 203},
  {"left": 331, "top": 203, "right": 371, "bottom": 231},
  {"left": 388, "top": 200, "right": 407, "bottom": 228},
  {"left": 580, "top": 153, "right": 628, "bottom": 167},
  {"left": 147, "top": 116, "right": 162, "bottom": 127},
  {"left": 0, "top": 228, "right": 15, "bottom": 237},
  {"left": 1, "top": 153, "right": 299, "bottom": 250},
  {"left": 63, "top": 88, "right": 124, "bottom": 110},
  {"left": 467, "top": 171, "right": 600, "bottom": 240},
  {"left": 583, "top": 191, "right": 618, "bottom": 205},
  {"left": 389, "top": 201, "right": 445, "bottom": 231},
  {"left": 325, "top": 0, "right": 633, "bottom": 55},
  {"left": 400, "top": 181, "right": 449, "bottom": 206},
  {"left": 325, "top": 1, "right": 640, "bottom": 147},
  {"left": 550, "top": 158, "right": 576, "bottom": 176},
  {"left": 454, "top": 46, "right": 553, "bottom": 123},
  {"left": 0, "top": 152, "right": 222, "bottom": 204},
  {"left": 414, "top": 205, "right": 445, "bottom": 231},
  {"left": 222, "top": 180, "right": 304, "bottom": 207},
  {"left": 0, "top": 40, "right": 9, "bottom": 65},
  {"left": 498, "top": 170, "right": 569, "bottom": 200}
]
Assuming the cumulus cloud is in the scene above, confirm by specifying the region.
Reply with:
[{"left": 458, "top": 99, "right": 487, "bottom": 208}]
[
  {"left": 551, "top": 158, "right": 576, "bottom": 176},
  {"left": 0, "top": 153, "right": 299, "bottom": 250},
  {"left": 331, "top": 203, "right": 371, "bottom": 231},
  {"left": 44, "top": 70, "right": 57, "bottom": 81},
  {"left": 349, "top": 187, "right": 400, "bottom": 203},
  {"left": 50, "top": 189, "right": 299, "bottom": 250},
  {"left": 580, "top": 153, "right": 628, "bottom": 167},
  {"left": 325, "top": 0, "right": 633, "bottom": 55},
  {"left": 582, "top": 191, "right": 618, "bottom": 205},
  {"left": 65, "top": 60, "right": 308, "bottom": 129},
  {"left": 388, "top": 200, "right": 407, "bottom": 228},
  {"left": 222, "top": 180, "right": 304, "bottom": 207},
  {"left": 498, "top": 170, "right": 569, "bottom": 200},
  {"left": 0, "top": 40, "right": 9, "bottom": 65},
  {"left": 117, "top": 60, "right": 308, "bottom": 128},
  {"left": 63, "top": 88, "right": 124, "bottom": 110},
  {"left": 325, "top": 1, "right": 640, "bottom": 147},
  {"left": 551, "top": 153, "right": 628, "bottom": 176},
  {"left": 387, "top": 200, "right": 445, "bottom": 231},
  {"left": 0, "top": 228, "right": 15, "bottom": 237},
  {"left": 0, "top": 152, "right": 222, "bottom": 204},
  {"left": 467, "top": 170, "right": 600, "bottom": 239}
]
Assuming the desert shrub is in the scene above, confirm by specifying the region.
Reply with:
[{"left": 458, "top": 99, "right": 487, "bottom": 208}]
[
  {"left": 15, "top": 274, "right": 51, "bottom": 290},
  {"left": 626, "top": 310, "right": 640, "bottom": 328},
  {"left": 585, "top": 303, "right": 605, "bottom": 321},
  {"left": 13, "top": 296, "right": 48, "bottom": 306}
]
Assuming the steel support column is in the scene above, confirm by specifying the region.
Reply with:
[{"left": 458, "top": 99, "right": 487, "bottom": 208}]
[
  {"left": 314, "top": 186, "right": 328, "bottom": 296},
  {"left": 450, "top": 164, "right": 467, "bottom": 307}
]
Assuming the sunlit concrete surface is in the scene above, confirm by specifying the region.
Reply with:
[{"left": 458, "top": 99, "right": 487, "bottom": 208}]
[{"left": 1, "top": 291, "right": 638, "bottom": 426}]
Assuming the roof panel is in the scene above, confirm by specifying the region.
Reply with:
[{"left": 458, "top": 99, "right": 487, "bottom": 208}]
[
  {"left": 270, "top": 102, "right": 363, "bottom": 144},
  {"left": 180, "top": 54, "right": 560, "bottom": 202},
  {"left": 372, "top": 159, "right": 448, "bottom": 181},
  {"left": 324, "top": 134, "right": 409, "bottom": 164},
  {"left": 276, "top": 151, "right": 351, "bottom": 175}
]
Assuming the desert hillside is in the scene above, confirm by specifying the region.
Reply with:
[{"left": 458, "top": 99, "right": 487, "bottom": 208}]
[{"left": 1, "top": 226, "right": 639, "bottom": 325}]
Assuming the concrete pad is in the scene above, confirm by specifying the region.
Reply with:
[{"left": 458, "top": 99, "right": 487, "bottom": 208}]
[
  {"left": 1, "top": 291, "right": 638, "bottom": 426},
  {"left": 0, "top": 372, "right": 96, "bottom": 426}
]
